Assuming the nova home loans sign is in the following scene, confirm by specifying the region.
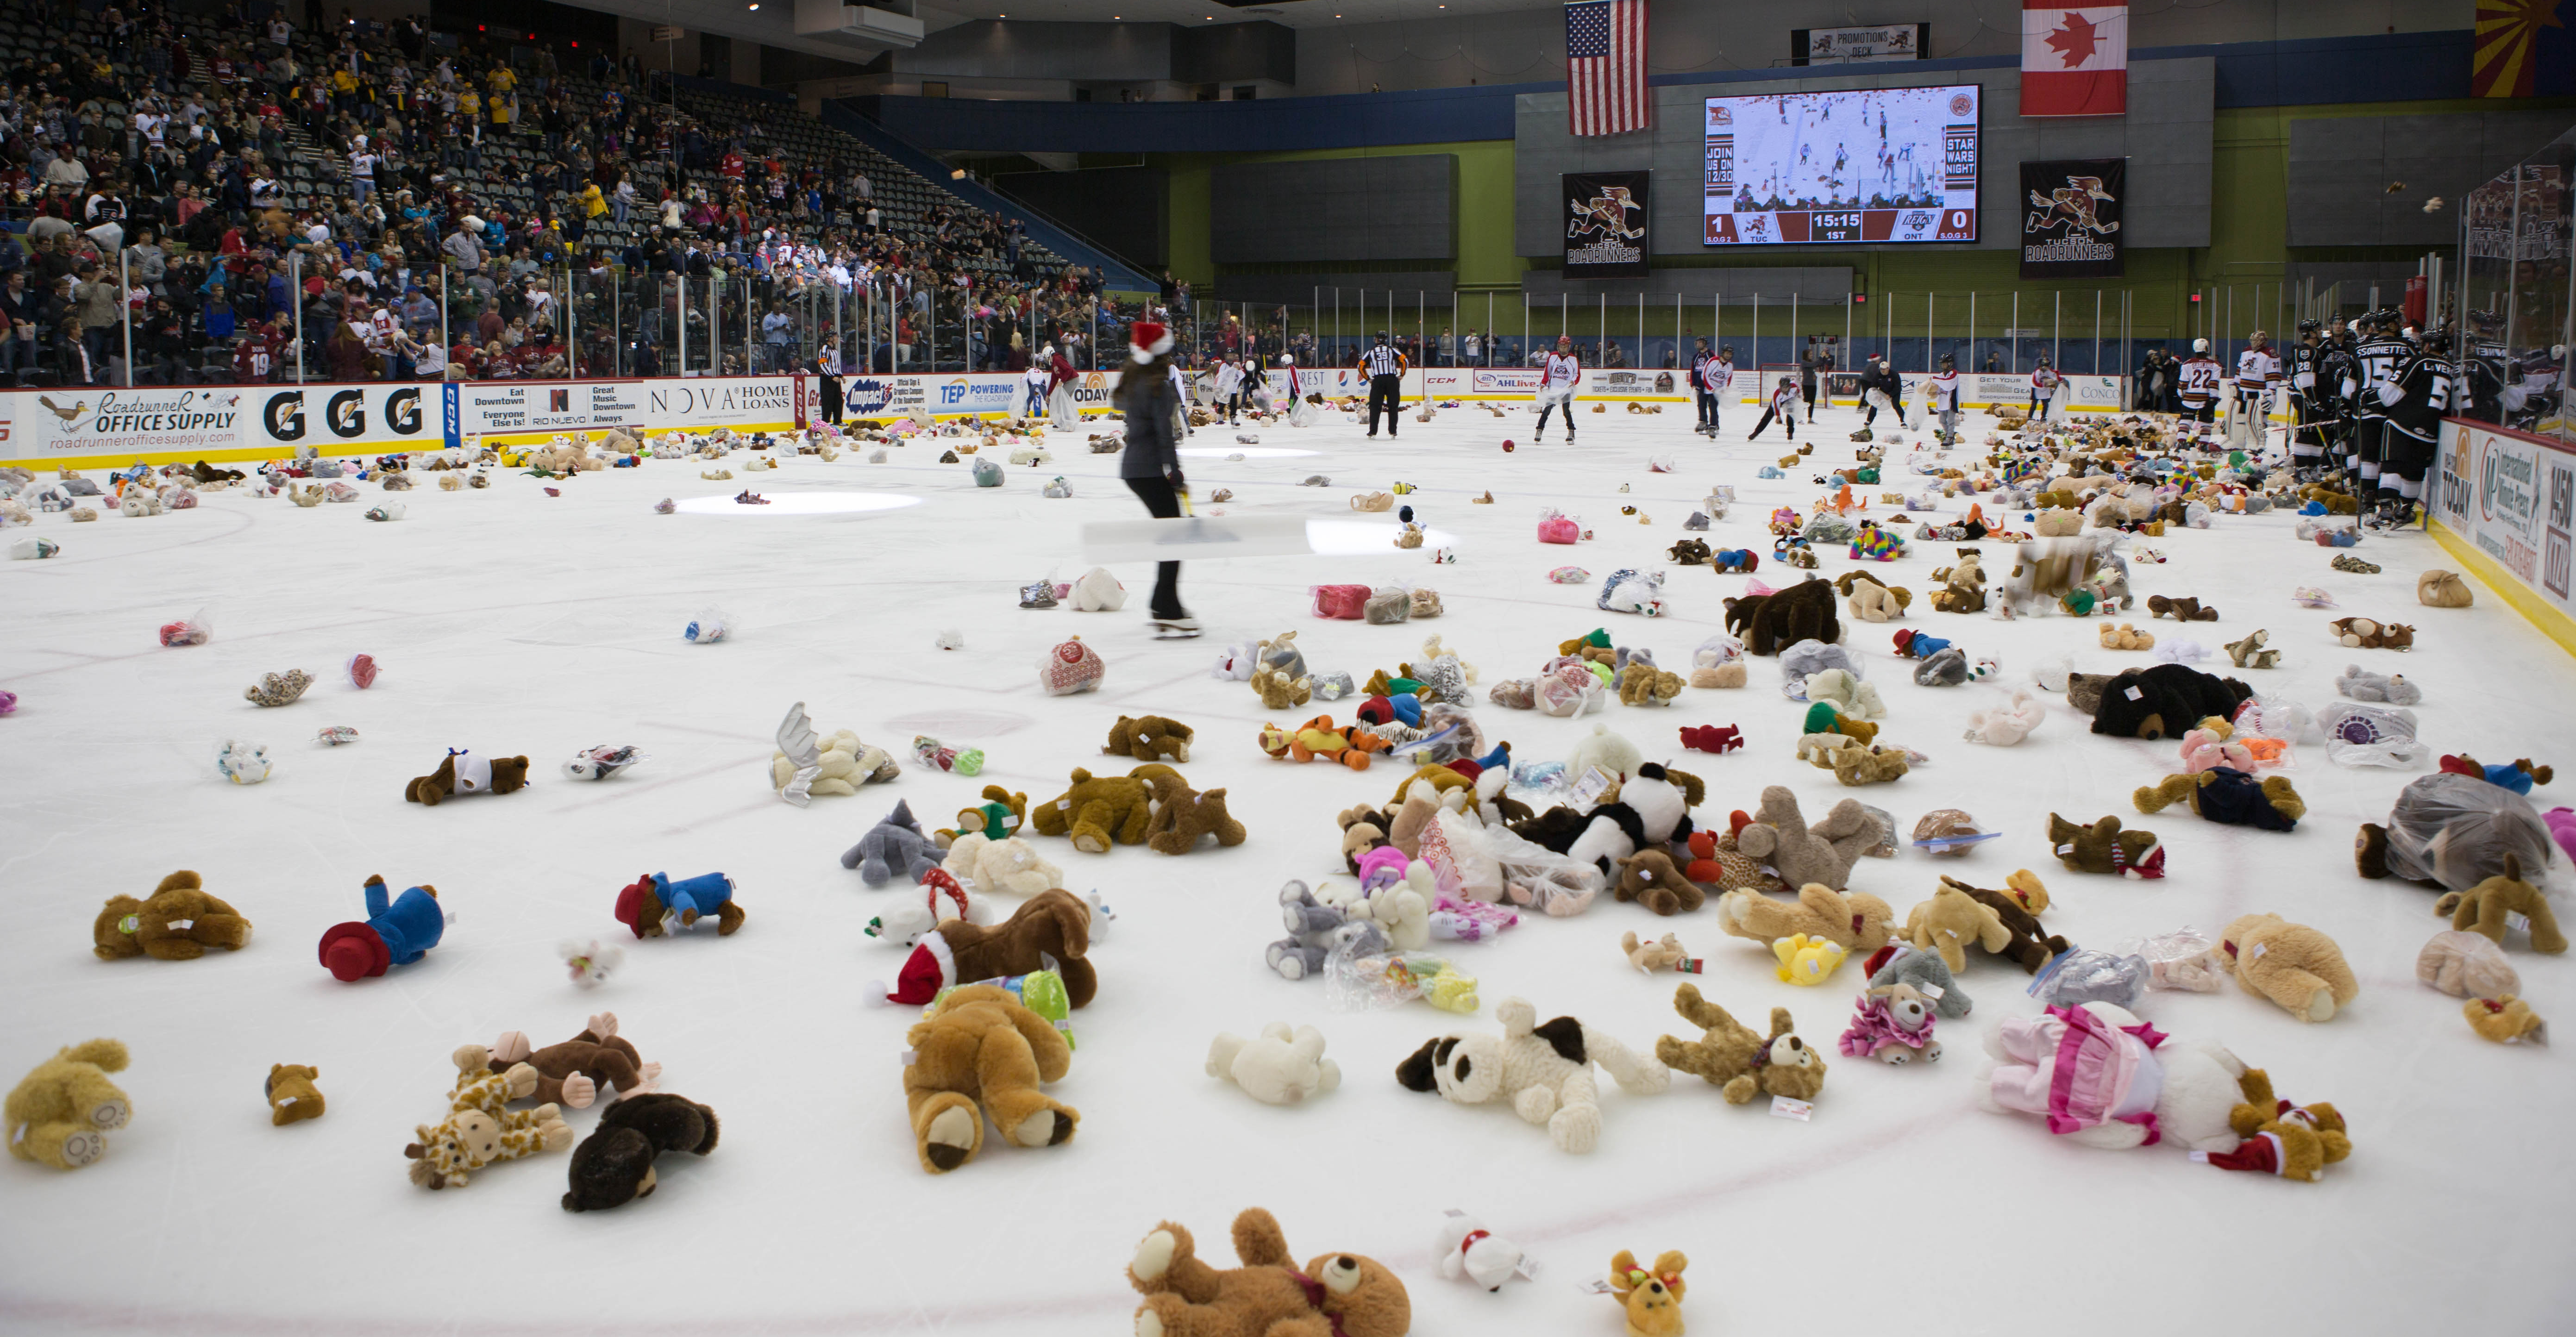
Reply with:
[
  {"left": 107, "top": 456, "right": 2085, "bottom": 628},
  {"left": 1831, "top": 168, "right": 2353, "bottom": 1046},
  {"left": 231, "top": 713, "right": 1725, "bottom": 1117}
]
[
  {"left": 649, "top": 379, "right": 797, "bottom": 426},
  {"left": 24, "top": 387, "right": 246, "bottom": 455}
]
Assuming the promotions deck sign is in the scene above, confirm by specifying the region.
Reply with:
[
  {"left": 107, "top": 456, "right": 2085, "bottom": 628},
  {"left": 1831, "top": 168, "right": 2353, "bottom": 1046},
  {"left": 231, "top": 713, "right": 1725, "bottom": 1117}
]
[
  {"left": 1564, "top": 171, "right": 1651, "bottom": 278},
  {"left": 2020, "top": 158, "right": 2125, "bottom": 278}
]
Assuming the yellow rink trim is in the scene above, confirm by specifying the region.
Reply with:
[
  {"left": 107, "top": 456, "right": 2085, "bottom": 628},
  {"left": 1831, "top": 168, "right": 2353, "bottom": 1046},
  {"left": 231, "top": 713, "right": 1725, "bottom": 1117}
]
[{"left": 2431, "top": 517, "right": 2576, "bottom": 660}]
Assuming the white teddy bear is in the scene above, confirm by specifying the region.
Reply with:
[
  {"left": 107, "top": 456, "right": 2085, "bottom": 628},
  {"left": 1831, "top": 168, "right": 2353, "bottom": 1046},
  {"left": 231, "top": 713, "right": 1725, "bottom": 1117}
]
[
  {"left": 1320, "top": 864, "right": 1432, "bottom": 951},
  {"left": 768, "top": 724, "right": 899, "bottom": 800},
  {"left": 1070, "top": 567, "right": 1127, "bottom": 612},
  {"left": 1804, "top": 668, "right": 1887, "bottom": 721},
  {"left": 941, "top": 833, "right": 1065, "bottom": 898},
  {"left": 1207, "top": 1024, "right": 1341, "bottom": 1106}
]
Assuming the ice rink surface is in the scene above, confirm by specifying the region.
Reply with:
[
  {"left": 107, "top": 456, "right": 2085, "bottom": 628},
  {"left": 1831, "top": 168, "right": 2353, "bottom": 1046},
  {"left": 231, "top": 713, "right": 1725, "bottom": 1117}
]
[{"left": 5, "top": 395, "right": 2574, "bottom": 1337}]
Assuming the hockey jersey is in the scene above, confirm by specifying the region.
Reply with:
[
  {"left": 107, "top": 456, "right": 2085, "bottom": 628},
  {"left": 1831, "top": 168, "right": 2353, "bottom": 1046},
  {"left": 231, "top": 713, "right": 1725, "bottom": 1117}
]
[
  {"left": 2289, "top": 342, "right": 2321, "bottom": 394},
  {"left": 2378, "top": 351, "right": 2451, "bottom": 443},
  {"left": 1926, "top": 371, "right": 1961, "bottom": 412},
  {"left": 2030, "top": 367, "right": 2060, "bottom": 398},
  {"left": 2177, "top": 355, "right": 2224, "bottom": 408},
  {"left": 2319, "top": 342, "right": 2360, "bottom": 406},
  {"left": 2353, "top": 337, "right": 2411, "bottom": 420},
  {"left": 2234, "top": 348, "right": 2278, "bottom": 394}
]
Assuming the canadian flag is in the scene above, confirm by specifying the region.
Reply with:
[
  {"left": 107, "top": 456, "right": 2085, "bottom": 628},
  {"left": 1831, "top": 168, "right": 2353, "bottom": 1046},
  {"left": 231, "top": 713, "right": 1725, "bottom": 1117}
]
[{"left": 2021, "top": 2, "right": 2128, "bottom": 117}]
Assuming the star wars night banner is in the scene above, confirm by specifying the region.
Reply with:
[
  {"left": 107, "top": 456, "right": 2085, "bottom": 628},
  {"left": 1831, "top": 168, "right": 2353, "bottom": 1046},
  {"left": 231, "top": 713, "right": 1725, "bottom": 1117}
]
[
  {"left": 1563, "top": 170, "right": 1651, "bottom": 278},
  {"left": 2019, "top": 157, "right": 2125, "bottom": 278}
]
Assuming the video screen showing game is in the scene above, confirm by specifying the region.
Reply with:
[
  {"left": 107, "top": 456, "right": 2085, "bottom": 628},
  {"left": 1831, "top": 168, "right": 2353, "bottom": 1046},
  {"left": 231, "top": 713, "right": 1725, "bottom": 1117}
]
[{"left": 1704, "top": 84, "right": 1980, "bottom": 245}]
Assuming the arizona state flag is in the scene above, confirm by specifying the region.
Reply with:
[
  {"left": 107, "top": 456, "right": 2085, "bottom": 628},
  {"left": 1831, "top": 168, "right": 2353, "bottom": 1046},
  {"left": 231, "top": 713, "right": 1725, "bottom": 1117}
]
[
  {"left": 2021, "top": 2, "right": 2128, "bottom": 117},
  {"left": 2473, "top": 0, "right": 2567, "bottom": 99}
]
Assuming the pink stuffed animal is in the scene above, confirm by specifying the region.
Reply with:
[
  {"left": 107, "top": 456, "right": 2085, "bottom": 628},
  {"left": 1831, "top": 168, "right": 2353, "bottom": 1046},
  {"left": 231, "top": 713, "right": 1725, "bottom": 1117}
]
[
  {"left": 2548, "top": 808, "right": 2576, "bottom": 865},
  {"left": 2177, "top": 723, "right": 2255, "bottom": 775}
]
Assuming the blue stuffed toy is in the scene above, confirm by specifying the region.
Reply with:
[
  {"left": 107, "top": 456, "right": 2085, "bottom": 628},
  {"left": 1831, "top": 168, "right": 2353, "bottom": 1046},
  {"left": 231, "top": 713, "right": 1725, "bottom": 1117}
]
[
  {"left": 1893, "top": 628, "right": 1951, "bottom": 659},
  {"left": 615, "top": 870, "right": 745, "bottom": 937},
  {"left": 318, "top": 875, "right": 449, "bottom": 981}
]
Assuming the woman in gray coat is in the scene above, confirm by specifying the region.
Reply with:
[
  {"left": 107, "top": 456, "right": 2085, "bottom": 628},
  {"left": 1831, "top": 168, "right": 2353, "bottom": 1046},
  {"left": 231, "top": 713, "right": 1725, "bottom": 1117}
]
[{"left": 1118, "top": 320, "right": 1197, "bottom": 636}]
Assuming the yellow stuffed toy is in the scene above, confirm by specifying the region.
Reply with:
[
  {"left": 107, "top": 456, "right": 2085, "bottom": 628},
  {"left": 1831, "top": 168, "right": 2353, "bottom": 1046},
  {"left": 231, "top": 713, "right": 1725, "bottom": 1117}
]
[
  {"left": 404, "top": 1049, "right": 573, "bottom": 1189},
  {"left": 6, "top": 1039, "right": 131, "bottom": 1169},
  {"left": 1774, "top": 933, "right": 1848, "bottom": 985}
]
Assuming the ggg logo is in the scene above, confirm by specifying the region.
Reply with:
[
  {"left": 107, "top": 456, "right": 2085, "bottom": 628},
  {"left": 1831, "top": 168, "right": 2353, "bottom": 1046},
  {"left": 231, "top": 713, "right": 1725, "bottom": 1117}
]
[
  {"left": 264, "top": 391, "right": 306, "bottom": 442},
  {"left": 327, "top": 389, "right": 368, "bottom": 438}
]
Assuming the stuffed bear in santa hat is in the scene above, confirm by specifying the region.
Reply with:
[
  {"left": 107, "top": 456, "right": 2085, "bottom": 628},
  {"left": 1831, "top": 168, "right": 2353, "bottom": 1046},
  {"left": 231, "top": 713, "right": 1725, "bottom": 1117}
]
[{"left": 874, "top": 889, "right": 1098, "bottom": 1008}]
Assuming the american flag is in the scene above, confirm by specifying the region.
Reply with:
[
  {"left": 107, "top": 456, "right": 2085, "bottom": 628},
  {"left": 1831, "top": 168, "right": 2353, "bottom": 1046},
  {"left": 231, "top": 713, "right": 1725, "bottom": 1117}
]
[{"left": 1566, "top": 0, "right": 1649, "bottom": 137}]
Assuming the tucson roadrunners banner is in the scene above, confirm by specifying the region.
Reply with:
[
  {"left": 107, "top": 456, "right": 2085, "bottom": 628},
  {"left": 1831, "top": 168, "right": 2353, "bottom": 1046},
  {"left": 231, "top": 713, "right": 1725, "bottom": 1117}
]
[
  {"left": 1563, "top": 171, "right": 1652, "bottom": 277},
  {"left": 2021, "top": 2, "right": 2127, "bottom": 116},
  {"left": 2020, "top": 158, "right": 2125, "bottom": 278}
]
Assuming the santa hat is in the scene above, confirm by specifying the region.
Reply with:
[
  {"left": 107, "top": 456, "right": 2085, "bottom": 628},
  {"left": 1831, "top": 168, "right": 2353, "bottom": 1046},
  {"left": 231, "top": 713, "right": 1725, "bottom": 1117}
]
[
  {"left": 871, "top": 931, "right": 957, "bottom": 1006},
  {"left": 1129, "top": 321, "right": 1172, "bottom": 361},
  {"left": 317, "top": 921, "right": 390, "bottom": 981},
  {"left": 2193, "top": 1131, "right": 2286, "bottom": 1175}
]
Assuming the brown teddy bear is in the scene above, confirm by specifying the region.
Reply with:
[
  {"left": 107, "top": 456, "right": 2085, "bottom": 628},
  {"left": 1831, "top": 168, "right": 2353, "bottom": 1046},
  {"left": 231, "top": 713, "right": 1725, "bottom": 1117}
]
[
  {"left": 266, "top": 1064, "right": 325, "bottom": 1125},
  {"left": 93, "top": 871, "right": 252, "bottom": 961},
  {"left": 6, "top": 1039, "right": 132, "bottom": 1169},
  {"left": 1338, "top": 804, "right": 1394, "bottom": 873},
  {"left": 1837, "top": 572, "right": 1912, "bottom": 622},
  {"left": 404, "top": 750, "right": 533, "bottom": 805},
  {"left": 2098, "top": 621, "right": 2157, "bottom": 650},
  {"left": 1712, "top": 882, "right": 1895, "bottom": 954},
  {"left": 1124, "top": 1208, "right": 1412, "bottom": 1337},
  {"left": 2329, "top": 617, "right": 2415, "bottom": 650},
  {"left": 2145, "top": 594, "right": 2218, "bottom": 622},
  {"left": 881, "top": 889, "right": 1099, "bottom": 1010},
  {"left": 1932, "top": 875, "right": 2066, "bottom": 972},
  {"left": 2434, "top": 853, "right": 2566, "bottom": 953},
  {"left": 1251, "top": 667, "right": 1312, "bottom": 710},
  {"left": 2418, "top": 569, "right": 2474, "bottom": 607},
  {"left": 475, "top": 1013, "right": 660, "bottom": 1109},
  {"left": 1030, "top": 765, "right": 1189, "bottom": 854},
  {"left": 903, "top": 983, "right": 1078, "bottom": 1174},
  {"left": 1617, "top": 661, "right": 1684, "bottom": 707},
  {"left": 1613, "top": 850, "right": 1706, "bottom": 916},
  {"left": 1928, "top": 548, "right": 1988, "bottom": 612},
  {"left": 1610, "top": 1250, "right": 1688, "bottom": 1337},
  {"left": 2046, "top": 812, "right": 2166, "bottom": 878},
  {"left": 1827, "top": 743, "right": 1910, "bottom": 786},
  {"left": 1723, "top": 577, "right": 1840, "bottom": 656},
  {"left": 1734, "top": 785, "right": 1881, "bottom": 890},
  {"left": 562, "top": 1091, "right": 720, "bottom": 1211},
  {"left": 2218, "top": 913, "right": 2359, "bottom": 1022},
  {"left": 1655, "top": 985, "right": 1826, "bottom": 1105},
  {"left": 1147, "top": 786, "right": 1247, "bottom": 856},
  {"left": 2209, "top": 1069, "right": 2350, "bottom": 1181},
  {"left": 1103, "top": 714, "right": 1195, "bottom": 764}
]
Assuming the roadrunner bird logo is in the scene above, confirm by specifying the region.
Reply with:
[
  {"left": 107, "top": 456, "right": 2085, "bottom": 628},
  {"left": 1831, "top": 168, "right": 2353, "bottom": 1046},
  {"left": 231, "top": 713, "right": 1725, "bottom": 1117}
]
[
  {"left": 1568, "top": 186, "right": 1646, "bottom": 243},
  {"left": 2026, "top": 175, "right": 2120, "bottom": 237},
  {"left": 37, "top": 396, "right": 88, "bottom": 425}
]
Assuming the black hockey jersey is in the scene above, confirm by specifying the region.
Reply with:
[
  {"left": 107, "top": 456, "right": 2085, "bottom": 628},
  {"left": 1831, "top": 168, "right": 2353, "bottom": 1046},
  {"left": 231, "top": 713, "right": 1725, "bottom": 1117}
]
[
  {"left": 2378, "top": 351, "right": 2451, "bottom": 443},
  {"left": 2354, "top": 336, "right": 2411, "bottom": 420},
  {"left": 2319, "top": 343, "right": 2360, "bottom": 409},
  {"left": 2289, "top": 342, "right": 2322, "bottom": 394}
]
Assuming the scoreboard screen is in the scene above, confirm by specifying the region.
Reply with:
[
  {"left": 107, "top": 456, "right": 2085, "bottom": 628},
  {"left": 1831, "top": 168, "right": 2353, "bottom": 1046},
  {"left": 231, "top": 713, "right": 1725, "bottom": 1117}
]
[{"left": 1703, "top": 84, "right": 1980, "bottom": 246}]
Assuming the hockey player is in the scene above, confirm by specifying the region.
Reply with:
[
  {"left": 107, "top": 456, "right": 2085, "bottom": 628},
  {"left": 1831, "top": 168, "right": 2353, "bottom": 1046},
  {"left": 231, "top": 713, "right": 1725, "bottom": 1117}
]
[
  {"left": 2369, "top": 326, "right": 2451, "bottom": 527},
  {"left": 1019, "top": 351, "right": 1053, "bottom": 421},
  {"left": 1533, "top": 335, "right": 1584, "bottom": 441},
  {"left": 2286, "top": 320, "right": 2329, "bottom": 475},
  {"left": 1282, "top": 354, "right": 1319, "bottom": 427},
  {"left": 2028, "top": 354, "right": 2059, "bottom": 423},
  {"left": 2317, "top": 321, "right": 2362, "bottom": 477},
  {"left": 1748, "top": 374, "right": 1799, "bottom": 441},
  {"left": 2176, "top": 338, "right": 2225, "bottom": 445},
  {"left": 1925, "top": 353, "right": 1962, "bottom": 445},
  {"left": 1211, "top": 353, "right": 1246, "bottom": 424},
  {"left": 1858, "top": 353, "right": 1906, "bottom": 434},
  {"left": 1689, "top": 337, "right": 1721, "bottom": 435},
  {"left": 2230, "top": 330, "right": 2281, "bottom": 454},
  {"left": 2351, "top": 310, "right": 2414, "bottom": 500}
]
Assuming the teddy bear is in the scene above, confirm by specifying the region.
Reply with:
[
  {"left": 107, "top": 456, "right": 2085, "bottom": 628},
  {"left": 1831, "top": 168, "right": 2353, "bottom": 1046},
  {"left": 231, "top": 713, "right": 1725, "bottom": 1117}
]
[
  {"left": 1655, "top": 985, "right": 1826, "bottom": 1106},
  {"left": 1147, "top": 785, "right": 1247, "bottom": 856},
  {"left": 243, "top": 668, "right": 313, "bottom": 707},
  {"left": 878, "top": 888, "right": 1099, "bottom": 1009},
  {"left": 1711, "top": 547, "right": 1761, "bottom": 573},
  {"left": 1608, "top": 1250, "right": 1688, "bottom": 1337},
  {"left": 2198, "top": 1069, "right": 2350, "bottom": 1181},
  {"left": 403, "top": 749, "right": 532, "bottom": 805},
  {"left": 2099, "top": 621, "right": 2157, "bottom": 650},
  {"left": 936, "top": 786, "right": 1032, "bottom": 848},
  {"left": 562, "top": 1091, "right": 721, "bottom": 1212},
  {"left": 901, "top": 983, "right": 1079, "bottom": 1174},
  {"left": 1723, "top": 578, "right": 1840, "bottom": 656},
  {"left": 2335, "top": 663, "right": 2420, "bottom": 706},
  {"left": 769, "top": 714, "right": 899, "bottom": 800},
  {"left": 1622, "top": 931, "right": 1695, "bottom": 973},
  {"left": 6, "top": 1039, "right": 131, "bottom": 1169},
  {"left": 1826, "top": 743, "right": 1910, "bottom": 786},
  {"left": 1124, "top": 1209, "right": 1412, "bottom": 1337},
  {"left": 92, "top": 870, "right": 252, "bottom": 961},
  {"left": 1667, "top": 537, "right": 1711, "bottom": 565},
  {"left": 2144, "top": 594, "right": 2218, "bottom": 622},
  {"left": 1612, "top": 850, "right": 1706, "bottom": 917},
  {"left": 940, "top": 832, "right": 1064, "bottom": 899},
  {"left": 1396, "top": 996, "right": 1669, "bottom": 1152},
  {"left": 843, "top": 800, "right": 945, "bottom": 886},
  {"left": 2085, "top": 663, "right": 2254, "bottom": 739},
  {"left": 2328, "top": 617, "right": 2415, "bottom": 650},
  {"left": 1839, "top": 982, "right": 1942, "bottom": 1064},
  {"left": 2433, "top": 853, "right": 2566, "bottom": 953},
  {"left": 2465, "top": 995, "right": 2547, "bottom": 1044},
  {"left": 1270, "top": 881, "right": 1390, "bottom": 980},
  {"left": 1981, "top": 1001, "right": 2250, "bottom": 1153},
  {"left": 1251, "top": 666, "right": 1314, "bottom": 710},
  {"left": 1734, "top": 785, "right": 1881, "bottom": 890},
  {"left": 1899, "top": 884, "right": 2010, "bottom": 973},
  {"left": 1617, "top": 661, "right": 1684, "bottom": 707},
  {"left": 2134, "top": 767, "right": 2307, "bottom": 831},
  {"left": 2176, "top": 719, "right": 2256, "bottom": 775},
  {"left": 265, "top": 1063, "right": 325, "bottom": 1125},
  {"left": 1030, "top": 765, "right": 1190, "bottom": 854},
  {"left": 1713, "top": 882, "right": 1896, "bottom": 955},
  {"left": 1867, "top": 943, "right": 1972, "bottom": 1018},
  {"left": 2217, "top": 913, "right": 2358, "bottom": 1022},
  {"left": 2224, "top": 629, "right": 2281, "bottom": 669},
  {"left": 1925, "top": 548, "right": 1989, "bottom": 613},
  {"left": 1936, "top": 874, "right": 2066, "bottom": 972},
  {"left": 2418, "top": 569, "right": 2474, "bottom": 607},
  {"left": 318, "top": 875, "right": 449, "bottom": 980},
  {"left": 2047, "top": 813, "right": 2166, "bottom": 879},
  {"left": 1207, "top": 1024, "right": 1341, "bottom": 1106},
  {"left": 1838, "top": 573, "right": 1912, "bottom": 622},
  {"left": 405, "top": 1051, "right": 573, "bottom": 1189},
  {"left": 474, "top": 1014, "right": 659, "bottom": 1109}
]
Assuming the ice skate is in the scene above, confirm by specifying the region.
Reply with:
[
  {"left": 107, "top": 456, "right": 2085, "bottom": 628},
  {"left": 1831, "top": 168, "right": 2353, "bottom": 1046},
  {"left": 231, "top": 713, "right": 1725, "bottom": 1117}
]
[{"left": 1150, "top": 616, "right": 1203, "bottom": 640}]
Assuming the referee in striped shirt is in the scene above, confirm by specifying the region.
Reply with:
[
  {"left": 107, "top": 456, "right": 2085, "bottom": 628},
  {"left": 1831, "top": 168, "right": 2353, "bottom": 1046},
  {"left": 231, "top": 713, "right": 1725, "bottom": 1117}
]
[{"left": 1361, "top": 332, "right": 1407, "bottom": 438}]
